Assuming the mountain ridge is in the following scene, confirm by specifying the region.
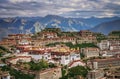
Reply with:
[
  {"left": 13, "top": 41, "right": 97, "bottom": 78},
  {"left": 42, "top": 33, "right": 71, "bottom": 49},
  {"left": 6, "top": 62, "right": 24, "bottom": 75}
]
[
  {"left": 0, "top": 15, "right": 120, "bottom": 39},
  {"left": 90, "top": 19, "right": 120, "bottom": 35}
]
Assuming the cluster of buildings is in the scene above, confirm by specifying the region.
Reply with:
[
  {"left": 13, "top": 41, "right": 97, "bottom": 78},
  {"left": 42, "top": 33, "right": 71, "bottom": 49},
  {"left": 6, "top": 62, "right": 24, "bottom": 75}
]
[
  {"left": 0, "top": 29, "right": 97, "bottom": 47},
  {"left": 77, "top": 30, "right": 97, "bottom": 44},
  {"left": 0, "top": 29, "right": 95, "bottom": 66},
  {"left": 86, "top": 39, "right": 120, "bottom": 79},
  {"left": 7, "top": 44, "right": 82, "bottom": 66},
  {"left": 98, "top": 40, "right": 120, "bottom": 57},
  {"left": 0, "top": 34, "right": 31, "bottom": 46},
  {"left": 91, "top": 55, "right": 120, "bottom": 69},
  {"left": 0, "top": 28, "right": 120, "bottom": 79}
]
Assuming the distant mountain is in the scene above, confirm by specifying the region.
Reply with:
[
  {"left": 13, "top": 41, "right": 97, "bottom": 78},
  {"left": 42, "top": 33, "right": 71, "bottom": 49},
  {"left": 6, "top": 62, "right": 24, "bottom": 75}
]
[
  {"left": 90, "top": 19, "right": 120, "bottom": 35},
  {"left": 0, "top": 15, "right": 120, "bottom": 39}
]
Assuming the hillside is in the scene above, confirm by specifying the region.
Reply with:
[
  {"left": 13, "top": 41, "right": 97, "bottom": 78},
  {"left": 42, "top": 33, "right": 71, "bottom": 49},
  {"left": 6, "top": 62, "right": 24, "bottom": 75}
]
[{"left": 90, "top": 19, "right": 120, "bottom": 35}]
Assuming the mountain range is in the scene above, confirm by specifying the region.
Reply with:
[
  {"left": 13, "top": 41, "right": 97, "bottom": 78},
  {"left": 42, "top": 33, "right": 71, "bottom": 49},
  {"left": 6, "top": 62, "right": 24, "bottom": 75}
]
[
  {"left": 90, "top": 19, "right": 120, "bottom": 35},
  {"left": 0, "top": 15, "right": 120, "bottom": 39}
]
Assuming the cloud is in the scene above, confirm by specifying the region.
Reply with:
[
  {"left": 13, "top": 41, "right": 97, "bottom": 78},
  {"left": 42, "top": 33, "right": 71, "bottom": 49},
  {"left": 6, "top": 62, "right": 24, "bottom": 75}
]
[
  {"left": 0, "top": 0, "right": 120, "bottom": 18},
  {"left": 8, "top": 0, "right": 37, "bottom": 3},
  {"left": 61, "top": 10, "right": 120, "bottom": 18}
]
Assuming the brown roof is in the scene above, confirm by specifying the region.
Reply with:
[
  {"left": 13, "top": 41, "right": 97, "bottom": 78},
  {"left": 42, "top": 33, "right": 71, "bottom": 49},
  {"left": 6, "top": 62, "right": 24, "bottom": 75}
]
[
  {"left": 93, "top": 58, "right": 120, "bottom": 62},
  {"left": 8, "top": 56, "right": 31, "bottom": 61},
  {"left": 51, "top": 51, "right": 70, "bottom": 56}
]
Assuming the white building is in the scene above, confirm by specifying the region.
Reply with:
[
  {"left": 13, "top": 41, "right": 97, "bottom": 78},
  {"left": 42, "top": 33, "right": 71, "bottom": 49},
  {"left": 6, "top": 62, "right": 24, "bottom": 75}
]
[
  {"left": 15, "top": 45, "right": 80, "bottom": 65},
  {"left": 18, "top": 39, "right": 31, "bottom": 45},
  {"left": 70, "top": 53, "right": 80, "bottom": 61},
  {"left": 60, "top": 55, "right": 70, "bottom": 65},
  {"left": 15, "top": 50, "right": 52, "bottom": 61},
  {"left": 97, "top": 40, "right": 110, "bottom": 50},
  {"left": 28, "top": 51, "right": 51, "bottom": 61},
  {"left": 54, "top": 52, "right": 80, "bottom": 65}
]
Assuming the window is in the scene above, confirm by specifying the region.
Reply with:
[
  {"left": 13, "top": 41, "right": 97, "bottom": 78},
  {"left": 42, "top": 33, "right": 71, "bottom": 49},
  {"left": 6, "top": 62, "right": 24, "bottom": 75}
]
[
  {"left": 48, "top": 55, "right": 50, "bottom": 57},
  {"left": 77, "top": 55, "right": 80, "bottom": 58},
  {"left": 72, "top": 58, "right": 74, "bottom": 61},
  {"left": 65, "top": 57, "right": 68, "bottom": 60}
]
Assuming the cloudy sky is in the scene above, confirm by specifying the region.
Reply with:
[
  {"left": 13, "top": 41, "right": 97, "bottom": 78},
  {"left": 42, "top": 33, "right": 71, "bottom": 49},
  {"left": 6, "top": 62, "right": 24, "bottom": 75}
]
[{"left": 0, "top": 0, "right": 120, "bottom": 18}]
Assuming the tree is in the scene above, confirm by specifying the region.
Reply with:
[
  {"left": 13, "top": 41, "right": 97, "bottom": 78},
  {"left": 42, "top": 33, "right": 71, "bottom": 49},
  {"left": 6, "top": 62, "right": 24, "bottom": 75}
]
[
  {"left": 68, "top": 66, "right": 88, "bottom": 78},
  {"left": 1, "top": 66, "right": 35, "bottom": 79},
  {"left": 0, "top": 45, "right": 12, "bottom": 53},
  {"left": 0, "top": 53, "right": 2, "bottom": 57},
  {"left": 49, "top": 62, "right": 56, "bottom": 68},
  {"left": 80, "top": 53, "right": 85, "bottom": 59},
  {"left": 29, "top": 60, "right": 49, "bottom": 71}
]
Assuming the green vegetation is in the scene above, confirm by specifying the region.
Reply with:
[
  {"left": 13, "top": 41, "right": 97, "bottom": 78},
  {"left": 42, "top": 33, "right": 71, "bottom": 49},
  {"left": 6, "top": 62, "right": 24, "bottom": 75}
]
[
  {"left": 1, "top": 59, "right": 57, "bottom": 79},
  {"left": 73, "top": 43, "right": 98, "bottom": 48},
  {"left": 60, "top": 66, "right": 68, "bottom": 79},
  {"left": 108, "top": 31, "right": 120, "bottom": 39},
  {"left": 60, "top": 66, "right": 89, "bottom": 79},
  {"left": 68, "top": 66, "right": 88, "bottom": 78},
  {"left": 95, "top": 33, "right": 107, "bottom": 42},
  {"left": 80, "top": 53, "right": 85, "bottom": 59},
  {"left": 0, "top": 53, "right": 2, "bottom": 57},
  {"left": 42, "top": 28, "right": 61, "bottom": 33},
  {"left": 0, "top": 45, "right": 12, "bottom": 54},
  {"left": 61, "top": 32, "right": 78, "bottom": 37},
  {"left": 48, "top": 62, "right": 57, "bottom": 68},
  {"left": 60, "top": 75, "right": 69, "bottom": 79},
  {"left": 61, "top": 68, "right": 66, "bottom": 77},
  {"left": 109, "top": 31, "right": 120, "bottom": 35},
  {"left": 1, "top": 56, "right": 13, "bottom": 63},
  {"left": 1, "top": 66, "right": 35, "bottom": 79},
  {"left": 0, "top": 46, "right": 8, "bottom": 52},
  {"left": 46, "top": 42, "right": 61, "bottom": 47},
  {"left": 46, "top": 42, "right": 98, "bottom": 49},
  {"left": 27, "top": 60, "right": 49, "bottom": 71}
]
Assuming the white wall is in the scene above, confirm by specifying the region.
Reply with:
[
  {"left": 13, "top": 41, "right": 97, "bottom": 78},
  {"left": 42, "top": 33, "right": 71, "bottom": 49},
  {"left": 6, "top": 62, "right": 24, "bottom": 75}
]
[
  {"left": 70, "top": 54, "right": 80, "bottom": 61},
  {"left": 60, "top": 56, "right": 70, "bottom": 65},
  {"left": 93, "top": 62, "right": 98, "bottom": 69}
]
